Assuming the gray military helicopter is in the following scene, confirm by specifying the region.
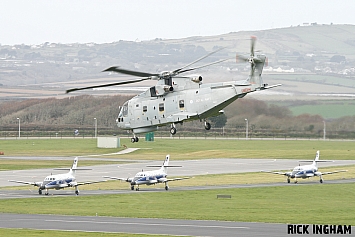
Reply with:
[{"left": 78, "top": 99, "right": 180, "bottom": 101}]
[{"left": 67, "top": 37, "right": 281, "bottom": 142}]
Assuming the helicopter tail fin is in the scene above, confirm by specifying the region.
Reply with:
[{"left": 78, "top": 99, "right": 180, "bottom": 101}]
[{"left": 247, "top": 54, "right": 267, "bottom": 87}]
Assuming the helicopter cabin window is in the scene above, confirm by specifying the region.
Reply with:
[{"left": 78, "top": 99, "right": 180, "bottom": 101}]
[
  {"left": 179, "top": 100, "right": 185, "bottom": 108},
  {"left": 143, "top": 106, "right": 147, "bottom": 112},
  {"left": 159, "top": 103, "right": 164, "bottom": 112}
]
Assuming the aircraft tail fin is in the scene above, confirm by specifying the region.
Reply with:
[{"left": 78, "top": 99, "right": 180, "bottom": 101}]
[
  {"left": 147, "top": 155, "right": 182, "bottom": 174},
  {"left": 70, "top": 157, "right": 78, "bottom": 175},
  {"left": 160, "top": 154, "right": 170, "bottom": 173},
  {"left": 312, "top": 150, "right": 320, "bottom": 166}
]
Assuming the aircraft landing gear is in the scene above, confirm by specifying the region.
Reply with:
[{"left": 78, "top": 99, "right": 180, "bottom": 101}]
[
  {"left": 204, "top": 121, "right": 211, "bottom": 130},
  {"left": 135, "top": 186, "right": 140, "bottom": 191},
  {"left": 294, "top": 180, "right": 298, "bottom": 184},
  {"left": 75, "top": 187, "right": 79, "bottom": 195},
  {"left": 38, "top": 189, "right": 42, "bottom": 195},
  {"left": 170, "top": 124, "right": 176, "bottom": 135},
  {"left": 131, "top": 185, "right": 134, "bottom": 191},
  {"left": 287, "top": 178, "right": 290, "bottom": 183},
  {"left": 320, "top": 178, "right": 323, "bottom": 183},
  {"left": 165, "top": 184, "right": 169, "bottom": 191},
  {"left": 131, "top": 136, "right": 139, "bottom": 143}
]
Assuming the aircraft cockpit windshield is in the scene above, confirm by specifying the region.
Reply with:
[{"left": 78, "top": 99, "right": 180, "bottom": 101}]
[{"left": 119, "top": 102, "right": 128, "bottom": 117}]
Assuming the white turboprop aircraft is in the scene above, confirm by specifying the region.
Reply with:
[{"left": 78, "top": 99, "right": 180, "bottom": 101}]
[
  {"left": 8, "top": 157, "right": 106, "bottom": 195},
  {"left": 104, "top": 154, "right": 190, "bottom": 191},
  {"left": 263, "top": 150, "right": 347, "bottom": 183}
]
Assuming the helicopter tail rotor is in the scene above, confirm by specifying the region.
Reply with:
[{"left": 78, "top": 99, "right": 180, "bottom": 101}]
[{"left": 235, "top": 36, "right": 267, "bottom": 85}]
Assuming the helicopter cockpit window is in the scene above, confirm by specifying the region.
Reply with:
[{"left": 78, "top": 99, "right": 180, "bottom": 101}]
[
  {"left": 143, "top": 106, "right": 147, "bottom": 112},
  {"left": 159, "top": 103, "right": 164, "bottom": 112},
  {"left": 179, "top": 100, "right": 185, "bottom": 108},
  {"left": 119, "top": 102, "right": 128, "bottom": 117}
]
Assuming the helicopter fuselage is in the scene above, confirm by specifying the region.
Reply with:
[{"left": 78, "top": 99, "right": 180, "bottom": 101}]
[{"left": 116, "top": 76, "right": 255, "bottom": 134}]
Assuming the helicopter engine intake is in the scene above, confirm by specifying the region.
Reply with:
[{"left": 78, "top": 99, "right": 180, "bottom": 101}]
[
  {"left": 191, "top": 75, "right": 203, "bottom": 83},
  {"left": 154, "top": 85, "right": 173, "bottom": 96}
]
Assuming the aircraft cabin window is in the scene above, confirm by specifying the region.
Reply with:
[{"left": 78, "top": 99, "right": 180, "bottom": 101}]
[
  {"left": 179, "top": 100, "right": 185, "bottom": 108},
  {"left": 143, "top": 106, "right": 147, "bottom": 112},
  {"left": 159, "top": 103, "right": 164, "bottom": 112}
]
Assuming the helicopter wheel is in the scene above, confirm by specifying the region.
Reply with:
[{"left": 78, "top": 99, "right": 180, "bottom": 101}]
[
  {"left": 170, "top": 127, "right": 177, "bottom": 135},
  {"left": 131, "top": 136, "right": 139, "bottom": 143},
  {"left": 204, "top": 122, "right": 211, "bottom": 130}
]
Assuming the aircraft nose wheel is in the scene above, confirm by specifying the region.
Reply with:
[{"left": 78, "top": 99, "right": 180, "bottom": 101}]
[
  {"left": 165, "top": 185, "right": 169, "bottom": 191},
  {"left": 75, "top": 190, "right": 79, "bottom": 195}
]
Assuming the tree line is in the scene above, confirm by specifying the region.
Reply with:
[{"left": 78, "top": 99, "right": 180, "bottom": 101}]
[{"left": 1, "top": 95, "right": 354, "bottom": 139}]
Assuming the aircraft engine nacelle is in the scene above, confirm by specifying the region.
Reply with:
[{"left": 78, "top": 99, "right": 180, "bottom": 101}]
[
  {"left": 191, "top": 75, "right": 203, "bottom": 83},
  {"left": 155, "top": 85, "right": 173, "bottom": 96}
]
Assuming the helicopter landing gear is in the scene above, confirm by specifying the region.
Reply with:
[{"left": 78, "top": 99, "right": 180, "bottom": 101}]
[
  {"left": 131, "top": 136, "right": 139, "bottom": 143},
  {"left": 204, "top": 121, "right": 211, "bottom": 130},
  {"left": 170, "top": 124, "right": 177, "bottom": 135}
]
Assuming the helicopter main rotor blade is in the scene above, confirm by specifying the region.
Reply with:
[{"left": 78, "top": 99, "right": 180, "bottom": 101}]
[
  {"left": 103, "top": 67, "right": 159, "bottom": 78},
  {"left": 178, "top": 57, "right": 233, "bottom": 74},
  {"left": 66, "top": 77, "right": 150, "bottom": 94},
  {"left": 172, "top": 46, "right": 228, "bottom": 75}
]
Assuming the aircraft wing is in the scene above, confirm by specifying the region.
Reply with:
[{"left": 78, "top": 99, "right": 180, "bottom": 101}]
[
  {"left": 318, "top": 170, "right": 347, "bottom": 176},
  {"left": 8, "top": 180, "right": 42, "bottom": 187},
  {"left": 103, "top": 176, "right": 130, "bottom": 182},
  {"left": 261, "top": 171, "right": 291, "bottom": 176},
  {"left": 72, "top": 180, "right": 107, "bottom": 187},
  {"left": 156, "top": 177, "right": 192, "bottom": 183}
]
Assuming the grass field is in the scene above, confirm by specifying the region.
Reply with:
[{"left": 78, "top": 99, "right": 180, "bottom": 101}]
[
  {"left": 1, "top": 138, "right": 355, "bottom": 161},
  {"left": 1, "top": 184, "right": 355, "bottom": 225},
  {"left": 1, "top": 138, "right": 355, "bottom": 235}
]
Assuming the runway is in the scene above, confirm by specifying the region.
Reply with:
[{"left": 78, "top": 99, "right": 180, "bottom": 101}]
[{"left": 0, "top": 213, "right": 288, "bottom": 237}]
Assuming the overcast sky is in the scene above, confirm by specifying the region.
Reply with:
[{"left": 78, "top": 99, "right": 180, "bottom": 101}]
[{"left": 1, "top": 0, "right": 355, "bottom": 45}]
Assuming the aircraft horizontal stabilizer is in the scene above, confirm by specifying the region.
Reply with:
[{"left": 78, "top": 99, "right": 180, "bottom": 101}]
[{"left": 260, "top": 84, "right": 282, "bottom": 90}]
